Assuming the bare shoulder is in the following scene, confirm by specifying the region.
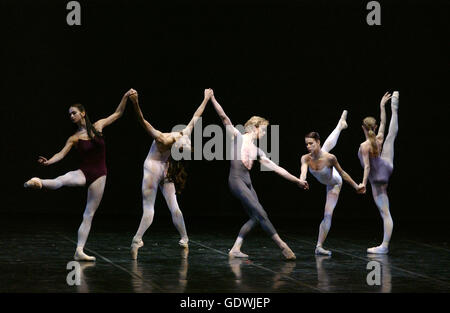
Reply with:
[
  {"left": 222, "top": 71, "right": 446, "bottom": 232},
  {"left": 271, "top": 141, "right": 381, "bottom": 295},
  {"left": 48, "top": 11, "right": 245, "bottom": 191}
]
[
  {"left": 360, "top": 141, "right": 370, "bottom": 151},
  {"left": 326, "top": 152, "right": 337, "bottom": 162},
  {"left": 301, "top": 153, "right": 311, "bottom": 163}
]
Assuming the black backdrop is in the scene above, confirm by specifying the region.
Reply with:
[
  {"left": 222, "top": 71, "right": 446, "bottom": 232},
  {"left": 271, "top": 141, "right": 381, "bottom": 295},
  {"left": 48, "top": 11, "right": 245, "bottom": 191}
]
[{"left": 2, "top": 0, "right": 449, "bottom": 230}]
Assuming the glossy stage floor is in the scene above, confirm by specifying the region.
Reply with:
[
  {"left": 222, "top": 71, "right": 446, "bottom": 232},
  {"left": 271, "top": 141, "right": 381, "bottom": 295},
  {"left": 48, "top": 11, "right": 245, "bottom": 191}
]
[{"left": 1, "top": 214, "right": 449, "bottom": 293}]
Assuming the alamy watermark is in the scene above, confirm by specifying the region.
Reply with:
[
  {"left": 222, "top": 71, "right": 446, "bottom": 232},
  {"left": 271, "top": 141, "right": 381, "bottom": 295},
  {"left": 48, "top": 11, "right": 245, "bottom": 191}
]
[
  {"left": 366, "top": 261, "right": 381, "bottom": 286},
  {"left": 169, "top": 118, "right": 280, "bottom": 171}
]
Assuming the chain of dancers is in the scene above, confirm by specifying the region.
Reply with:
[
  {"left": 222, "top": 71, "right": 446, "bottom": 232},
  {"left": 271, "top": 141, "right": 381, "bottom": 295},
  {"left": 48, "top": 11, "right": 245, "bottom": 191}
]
[{"left": 24, "top": 89, "right": 399, "bottom": 261}]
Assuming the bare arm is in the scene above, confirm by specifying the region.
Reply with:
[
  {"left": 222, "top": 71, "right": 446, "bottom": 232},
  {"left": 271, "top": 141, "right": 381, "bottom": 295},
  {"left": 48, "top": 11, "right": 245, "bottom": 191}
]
[
  {"left": 94, "top": 89, "right": 134, "bottom": 132},
  {"left": 129, "top": 91, "right": 164, "bottom": 141},
  {"left": 377, "top": 92, "right": 391, "bottom": 140},
  {"left": 38, "top": 136, "right": 77, "bottom": 166},
  {"left": 260, "top": 154, "right": 308, "bottom": 189},
  {"left": 181, "top": 89, "right": 211, "bottom": 137},
  {"left": 210, "top": 90, "right": 239, "bottom": 136},
  {"left": 329, "top": 154, "right": 361, "bottom": 191},
  {"left": 360, "top": 144, "right": 371, "bottom": 187},
  {"left": 299, "top": 155, "right": 309, "bottom": 181}
]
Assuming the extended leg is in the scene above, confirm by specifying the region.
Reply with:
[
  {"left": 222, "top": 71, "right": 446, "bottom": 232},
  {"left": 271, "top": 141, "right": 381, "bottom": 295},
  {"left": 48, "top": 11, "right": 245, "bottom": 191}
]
[
  {"left": 74, "top": 175, "right": 106, "bottom": 261},
  {"left": 321, "top": 110, "right": 348, "bottom": 153},
  {"left": 315, "top": 183, "right": 341, "bottom": 255},
  {"left": 160, "top": 182, "right": 189, "bottom": 248},
  {"left": 24, "top": 170, "right": 86, "bottom": 190},
  {"left": 367, "top": 184, "right": 393, "bottom": 254},
  {"left": 381, "top": 92, "right": 399, "bottom": 167}
]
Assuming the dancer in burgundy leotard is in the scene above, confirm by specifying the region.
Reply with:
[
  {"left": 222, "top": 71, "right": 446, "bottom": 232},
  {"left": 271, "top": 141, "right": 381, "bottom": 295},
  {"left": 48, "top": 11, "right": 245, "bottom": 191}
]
[
  {"left": 24, "top": 89, "right": 135, "bottom": 261},
  {"left": 359, "top": 91, "right": 400, "bottom": 254}
]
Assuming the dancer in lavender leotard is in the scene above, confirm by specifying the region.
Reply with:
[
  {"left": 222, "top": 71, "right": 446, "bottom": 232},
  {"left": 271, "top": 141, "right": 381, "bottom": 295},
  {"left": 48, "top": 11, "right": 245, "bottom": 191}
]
[
  {"left": 24, "top": 89, "right": 135, "bottom": 261},
  {"left": 358, "top": 91, "right": 399, "bottom": 254}
]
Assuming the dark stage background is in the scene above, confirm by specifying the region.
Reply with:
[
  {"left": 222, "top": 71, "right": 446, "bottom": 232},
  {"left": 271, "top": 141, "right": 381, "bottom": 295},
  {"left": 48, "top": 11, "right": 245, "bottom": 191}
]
[{"left": 2, "top": 1, "right": 449, "bottom": 236}]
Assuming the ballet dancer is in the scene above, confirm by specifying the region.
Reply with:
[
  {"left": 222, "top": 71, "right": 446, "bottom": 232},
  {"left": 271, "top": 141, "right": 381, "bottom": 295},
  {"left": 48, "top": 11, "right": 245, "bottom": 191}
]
[
  {"left": 210, "top": 89, "right": 307, "bottom": 260},
  {"left": 130, "top": 89, "right": 212, "bottom": 260},
  {"left": 24, "top": 89, "right": 136, "bottom": 261},
  {"left": 358, "top": 91, "right": 399, "bottom": 254},
  {"left": 299, "top": 110, "right": 365, "bottom": 256}
]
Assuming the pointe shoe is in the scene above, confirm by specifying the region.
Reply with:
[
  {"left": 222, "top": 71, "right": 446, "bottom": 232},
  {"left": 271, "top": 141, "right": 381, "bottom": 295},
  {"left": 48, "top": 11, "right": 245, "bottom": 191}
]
[
  {"left": 281, "top": 247, "right": 296, "bottom": 260},
  {"left": 228, "top": 250, "right": 249, "bottom": 258},
  {"left": 391, "top": 91, "right": 399, "bottom": 110},
  {"left": 24, "top": 177, "right": 42, "bottom": 189},
  {"left": 131, "top": 239, "right": 144, "bottom": 260},
  {"left": 315, "top": 246, "right": 332, "bottom": 256},
  {"left": 339, "top": 110, "right": 348, "bottom": 130},
  {"left": 367, "top": 245, "right": 389, "bottom": 254},
  {"left": 178, "top": 238, "right": 189, "bottom": 249},
  {"left": 74, "top": 249, "right": 96, "bottom": 262}
]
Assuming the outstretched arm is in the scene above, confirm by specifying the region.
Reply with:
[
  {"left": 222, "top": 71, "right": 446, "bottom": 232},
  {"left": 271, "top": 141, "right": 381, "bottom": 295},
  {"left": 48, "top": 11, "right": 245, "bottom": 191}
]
[
  {"left": 330, "top": 154, "right": 365, "bottom": 193},
  {"left": 129, "top": 91, "right": 163, "bottom": 141},
  {"left": 377, "top": 92, "right": 391, "bottom": 140},
  {"left": 210, "top": 90, "right": 239, "bottom": 136},
  {"left": 181, "top": 89, "right": 212, "bottom": 137},
  {"left": 299, "top": 155, "right": 309, "bottom": 188},
  {"left": 37, "top": 136, "right": 77, "bottom": 166},
  {"left": 259, "top": 154, "right": 308, "bottom": 189},
  {"left": 94, "top": 89, "right": 134, "bottom": 132}
]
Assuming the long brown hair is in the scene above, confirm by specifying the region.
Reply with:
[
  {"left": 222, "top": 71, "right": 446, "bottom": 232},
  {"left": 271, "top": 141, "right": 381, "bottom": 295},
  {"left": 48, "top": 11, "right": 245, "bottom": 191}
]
[
  {"left": 71, "top": 103, "right": 102, "bottom": 139},
  {"left": 362, "top": 117, "right": 379, "bottom": 156},
  {"left": 166, "top": 156, "right": 188, "bottom": 194}
]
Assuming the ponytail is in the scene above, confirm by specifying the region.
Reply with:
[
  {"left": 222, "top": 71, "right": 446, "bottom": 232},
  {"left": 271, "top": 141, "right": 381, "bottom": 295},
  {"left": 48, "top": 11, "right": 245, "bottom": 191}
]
[
  {"left": 362, "top": 116, "right": 379, "bottom": 157},
  {"left": 367, "top": 129, "right": 379, "bottom": 156}
]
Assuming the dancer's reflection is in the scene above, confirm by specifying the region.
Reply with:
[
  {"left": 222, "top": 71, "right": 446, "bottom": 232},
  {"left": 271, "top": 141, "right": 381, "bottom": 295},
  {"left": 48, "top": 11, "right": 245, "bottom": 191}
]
[
  {"left": 315, "top": 255, "right": 332, "bottom": 292},
  {"left": 76, "top": 262, "right": 95, "bottom": 293},
  {"left": 272, "top": 262, "right": 296, "bottom": 290},
  {"left": 178, "top": 248, "right": 189, "bottom": 291},
  {"left": 228, "top": 258, "right": 252, "bottom": 292},
  {"left": 131, "top": 260, "right": 151, "bottom": 293},
  {"left": 131, "top": 249, "right": 189, "bottom": 293},
  {"left": 367, "top": 254, "right": 392, "bottom": 293}
]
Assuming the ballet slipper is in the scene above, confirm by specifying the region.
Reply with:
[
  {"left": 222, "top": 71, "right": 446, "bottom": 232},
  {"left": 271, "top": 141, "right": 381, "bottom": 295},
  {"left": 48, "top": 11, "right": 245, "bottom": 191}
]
[
  {"left": 24, "top": 177, "right": 42, "bottom": 189},
  {"left": 367, "top": 245, "right": 389, "bottom": 254},
  {"left": 229, "top": 250, "right": 249, "bottom": 258},
  {"left": 281, "top": 246, "right": 296, "bottom": 260},
  {"left": 339, "top": 110, "right": 348, "bottom": 130},
  {"left": 74, "top": 248, "right": 96, "bottom": 262},
  {"left": 131, "top": 238, "right": 144, "bottom": 260},
  {"left": 391, "top": 91, "right": 399, "bottom": 110},
  {"left": 178, "top": 238, "right": 189, "bottom": 249},
  {"left": 315, "top": 246, "right": 332, "bottom": 256}
]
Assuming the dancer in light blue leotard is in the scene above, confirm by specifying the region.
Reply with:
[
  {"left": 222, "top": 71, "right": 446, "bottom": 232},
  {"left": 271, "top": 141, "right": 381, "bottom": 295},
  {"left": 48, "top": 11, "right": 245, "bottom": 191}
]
[{"left": 299, "top": 111, "right": 365, "bottom": 255}]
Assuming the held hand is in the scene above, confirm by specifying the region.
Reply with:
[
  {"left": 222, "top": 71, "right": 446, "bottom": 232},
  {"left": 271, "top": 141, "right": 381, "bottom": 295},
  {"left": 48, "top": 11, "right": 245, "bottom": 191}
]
[
  {"left": 125, "top": 88, "right": 137, "bottom": 98},
  {"left": 380, "top": 92, "right": 392, "bottom": 107},
  {"left": 129, "top": 90, "right": 139, "bottom": 103},
  {"left": 298, "top": 179, "right": 309, "bottom": 190},
  {"left": 204, "top": 88, "right": 213, "bottom": 100},
  {"left": 37, "top": 156, "right": 49, "bottom": 166},
  {"left": 392, "top": 91, "right": 399, "bottom": 99},
  {"left": 356, "top": 183, "right": 366, "bottom": 194}
]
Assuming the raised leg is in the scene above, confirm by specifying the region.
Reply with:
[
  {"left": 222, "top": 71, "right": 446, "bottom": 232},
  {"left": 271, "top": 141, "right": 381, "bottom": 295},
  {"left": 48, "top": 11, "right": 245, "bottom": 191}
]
[
  {"left": 160, "top": 182, "right": 189, "bottom": 248},
  {"left": 381, "top": 92, "right": 399, "bottom": 167},
  {"left": 367, "top": 183, "right": 393, "bottom": 254},
  {"left": 315, "top": 183, "right": 341, "bottom": 255},
  {"left": 24, "top": 170, "right": 86, "bottom": 190},
  {"left": 321, "top": 110, "right": 348, "bottom": 153},
  {"left": 74, "top": 175, "right": 106, "bottom": 261}
]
